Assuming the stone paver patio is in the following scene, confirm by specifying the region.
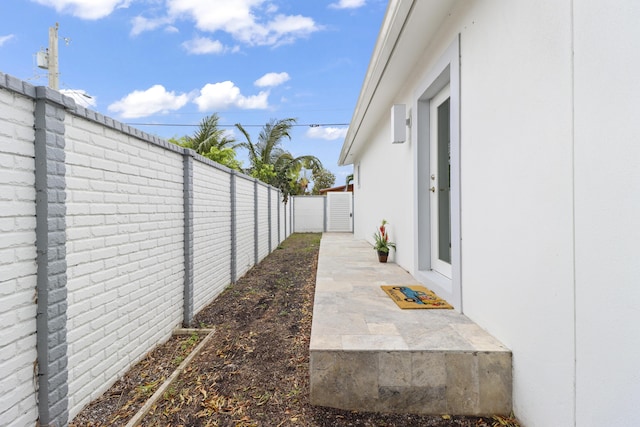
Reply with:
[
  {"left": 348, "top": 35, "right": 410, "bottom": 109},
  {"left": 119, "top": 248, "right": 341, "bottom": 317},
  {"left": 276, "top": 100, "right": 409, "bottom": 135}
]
[{"left": 309, "top": 233, "right": 512, "bottom": 415}]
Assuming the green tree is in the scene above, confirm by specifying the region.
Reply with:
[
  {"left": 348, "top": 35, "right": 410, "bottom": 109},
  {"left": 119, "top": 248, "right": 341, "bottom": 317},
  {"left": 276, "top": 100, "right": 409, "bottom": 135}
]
[
  {"left": 170, "top": 114, "right": 242, "bottom": 171},
  {"left": 235, "top": 118, "right": 322, "bottom": 202},
  {"left": 201, "top": 146, "right": 243, "bottom": 171},
  {"left": 311, "top": 168, "right": 336, "bottom": 195}
]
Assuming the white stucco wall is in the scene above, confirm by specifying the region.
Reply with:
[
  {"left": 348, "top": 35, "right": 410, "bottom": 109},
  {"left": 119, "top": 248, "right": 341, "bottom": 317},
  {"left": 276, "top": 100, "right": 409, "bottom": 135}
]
[
  {"left": 573, "top": 2, "right": 640, "bottom": 426},
  {"left": 458, "top": 3, "right": 575, "bottom": 425},
  {"left": 347, "top": 1, "right": 640, "bottom": 426}
]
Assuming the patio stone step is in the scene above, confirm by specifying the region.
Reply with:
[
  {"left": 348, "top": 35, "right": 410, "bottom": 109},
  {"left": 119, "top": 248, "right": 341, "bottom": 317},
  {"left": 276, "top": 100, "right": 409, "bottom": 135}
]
[{"left": 309, "top": 233, "right": 512, "bottom": 415}]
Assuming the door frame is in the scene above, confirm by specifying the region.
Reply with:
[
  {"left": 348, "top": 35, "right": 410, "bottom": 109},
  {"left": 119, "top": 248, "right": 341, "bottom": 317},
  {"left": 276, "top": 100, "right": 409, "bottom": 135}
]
[
  {"left": 413, "top": 35, "right": 462, "bottom": 311},
  {"left": 429, "top": 83, "right": 452, "bottom": 279}
]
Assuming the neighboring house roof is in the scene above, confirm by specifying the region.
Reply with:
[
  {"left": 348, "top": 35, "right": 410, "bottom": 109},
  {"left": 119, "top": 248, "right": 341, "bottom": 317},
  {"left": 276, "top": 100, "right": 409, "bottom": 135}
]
[
  {"left": 339, "top": 0, "right": 455, "bottom": 165},
  {"left": 318, "top": 184, "right": 354, "bottom": 194}
]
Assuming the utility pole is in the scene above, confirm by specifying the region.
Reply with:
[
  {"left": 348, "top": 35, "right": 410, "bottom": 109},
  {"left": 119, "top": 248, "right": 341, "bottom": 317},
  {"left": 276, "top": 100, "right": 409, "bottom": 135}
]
[{"left": 48, "top": 23, "right": 59, "bottom": 90}]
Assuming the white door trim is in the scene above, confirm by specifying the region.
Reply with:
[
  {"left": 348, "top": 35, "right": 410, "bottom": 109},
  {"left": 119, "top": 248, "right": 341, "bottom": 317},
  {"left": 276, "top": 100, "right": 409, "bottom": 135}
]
[
  {"left": 412, "top": 35, "right": 462, "bottom": 312},
  {"left": 430, "top": 83, "right": 452, "bottom": 279}
]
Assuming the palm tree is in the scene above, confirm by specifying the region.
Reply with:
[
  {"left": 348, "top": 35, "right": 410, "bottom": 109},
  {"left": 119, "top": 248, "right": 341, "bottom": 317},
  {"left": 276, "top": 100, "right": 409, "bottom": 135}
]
[
  {"left": 235, "top": 118, "right": 322, "bottom": 202},
  {"left": 169, "top": 114, "right": 242, "bottom": 170},
  {"left": 187, "top": 113, "right": 236, "bottom": 155}
]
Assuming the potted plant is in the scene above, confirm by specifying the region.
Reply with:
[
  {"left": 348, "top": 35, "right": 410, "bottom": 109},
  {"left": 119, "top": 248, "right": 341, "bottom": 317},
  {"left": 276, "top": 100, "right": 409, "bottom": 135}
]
[{"left": 373, "top": 219, "right": 396, "bottom": 263}]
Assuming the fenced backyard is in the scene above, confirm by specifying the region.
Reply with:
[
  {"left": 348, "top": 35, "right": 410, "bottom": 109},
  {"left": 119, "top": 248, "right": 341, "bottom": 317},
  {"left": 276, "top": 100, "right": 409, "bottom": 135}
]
[{"left": 1, "top": 74, "right": 296, "bottom": 426}]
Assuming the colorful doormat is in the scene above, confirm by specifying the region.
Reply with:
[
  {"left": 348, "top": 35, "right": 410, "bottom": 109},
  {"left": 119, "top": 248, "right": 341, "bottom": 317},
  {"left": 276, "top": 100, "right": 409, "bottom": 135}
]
[{"left": 381, "top": 285, "right": 453, "bottom": 309}]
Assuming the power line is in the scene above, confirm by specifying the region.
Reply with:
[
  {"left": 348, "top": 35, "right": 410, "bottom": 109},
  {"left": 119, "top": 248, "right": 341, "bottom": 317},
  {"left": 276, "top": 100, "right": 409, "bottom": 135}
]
[{"left": 125, "top": 122, "right": 350, "bottom": 128}]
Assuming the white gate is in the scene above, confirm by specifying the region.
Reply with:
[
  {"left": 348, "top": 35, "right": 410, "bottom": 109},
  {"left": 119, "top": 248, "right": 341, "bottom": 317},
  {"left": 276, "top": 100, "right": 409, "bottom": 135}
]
[{"left": 326, "top": 192, "right": 353, "bottom": 232}]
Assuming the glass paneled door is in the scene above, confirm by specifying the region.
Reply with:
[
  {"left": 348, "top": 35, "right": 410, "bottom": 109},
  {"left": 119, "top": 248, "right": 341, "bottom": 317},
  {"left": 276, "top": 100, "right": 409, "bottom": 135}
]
[{"left": 429, "top": 84, "right": 452, "bottom": 278}]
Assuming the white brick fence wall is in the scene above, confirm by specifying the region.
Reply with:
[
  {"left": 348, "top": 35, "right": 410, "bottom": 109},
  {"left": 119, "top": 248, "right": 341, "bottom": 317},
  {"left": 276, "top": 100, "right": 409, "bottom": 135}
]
[
  {"left": 0, "top": 76, "right": 39, "bottom": 427},
  {"left": 0, "top": 73, "right": 293, "bottom": 427}
]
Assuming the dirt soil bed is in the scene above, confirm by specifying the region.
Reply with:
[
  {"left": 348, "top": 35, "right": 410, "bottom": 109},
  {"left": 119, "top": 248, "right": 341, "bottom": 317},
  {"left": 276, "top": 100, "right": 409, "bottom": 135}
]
[
  {"left": 70, "top": 333, "right": 203, "bottom": 426},
  {"left": 71, "top": 233, "right": 518, "bottom": 427}
]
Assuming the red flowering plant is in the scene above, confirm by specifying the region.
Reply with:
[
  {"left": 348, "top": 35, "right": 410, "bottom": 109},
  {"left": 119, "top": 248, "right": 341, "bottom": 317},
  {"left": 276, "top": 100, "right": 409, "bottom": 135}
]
[{"left": 373, "top": 219, "right": 396, "bottom": 254}]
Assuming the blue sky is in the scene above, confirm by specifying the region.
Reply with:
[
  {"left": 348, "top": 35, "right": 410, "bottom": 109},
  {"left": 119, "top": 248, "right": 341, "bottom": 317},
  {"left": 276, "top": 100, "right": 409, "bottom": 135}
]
[{"left": 0, "top": 0, "right": 387, "bottom": 185}]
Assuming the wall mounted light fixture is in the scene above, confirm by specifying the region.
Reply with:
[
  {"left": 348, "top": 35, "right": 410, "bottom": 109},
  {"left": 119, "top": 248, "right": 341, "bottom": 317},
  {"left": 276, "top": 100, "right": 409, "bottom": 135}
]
[{"left": 391, "top": 104, "right": 409, "bottom": 144}]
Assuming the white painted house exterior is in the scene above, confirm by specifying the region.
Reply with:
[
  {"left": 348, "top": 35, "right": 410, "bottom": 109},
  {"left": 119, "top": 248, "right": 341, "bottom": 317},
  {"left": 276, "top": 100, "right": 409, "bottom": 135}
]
[{"left": 339, "top": 1, "right": 640, "bottom": 426}]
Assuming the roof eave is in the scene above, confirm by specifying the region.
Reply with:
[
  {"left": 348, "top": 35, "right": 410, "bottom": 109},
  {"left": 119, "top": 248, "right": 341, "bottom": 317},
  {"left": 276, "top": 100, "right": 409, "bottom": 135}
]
[
  {"left": 339, "top": 0, "right": 413, "bottom": 166},
  {"left": 339, "top": 0, "right": 454, "bottom": 166}
]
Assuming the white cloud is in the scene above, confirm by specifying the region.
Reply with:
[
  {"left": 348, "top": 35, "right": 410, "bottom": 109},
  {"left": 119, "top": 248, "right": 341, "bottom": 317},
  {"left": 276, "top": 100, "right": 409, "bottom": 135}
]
[
  {"left": 306, "top": 126, "right": 348, "bottom": 141},
  {"left": 193, "top": 81, "right": 269, "bottom": 111},
  {"left": 329, "top": 0, "right": 366, "bottom": 9},
  {"left": 265, "top": 14, "right": 317, "bottom": 46},
  {"left": 254, "top": 72, "right": 290, "bottom": 88},
  {"left": 0, "top": 34, "right": 15, "bottom": 47},
  {"left": 130, "top": 16, "right": 172, "bottom": 36},
  {"left": 60, "top": 89, "right": 97, "bottom": 108},
  {"left": 166, "top": 0, "right": 320, "bottom": 46},
  {"left": 181, "top": 37, "right": 225, "bottom": 54},
  {"left": 32, "top": 0, "right": 131, "bottom": 20},
  {"left": 264, "top": 3, "right": 278, "bottom": 14},
  {"left": 107, "top": 85, "right": 189, "bottom": 118}
]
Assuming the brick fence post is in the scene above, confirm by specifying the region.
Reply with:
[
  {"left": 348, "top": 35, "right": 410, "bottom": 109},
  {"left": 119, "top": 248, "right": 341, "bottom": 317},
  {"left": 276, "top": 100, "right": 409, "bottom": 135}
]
[
  {"left": 253, "top": 179, "right": 258, "bottom": 265},
  {"left": 323, "top": 195, "right": 328, "bottom": 232},
  {"left": 277, "top": 192, "right": 281, "bottom": 244},
  {"left": 34, "top": 86, "right": 73, "bottom": 427},
  {"left": 290, "top": 197, "right": 295, "bottom": 235},
  {"left": 268, "top": 187, "right": 272, "bottom": 253},
  {"left": 182, "top": 150, "right": 194, "bottom": 327},
  {"left": 230, "top": 170, "right": 237, "bottom": 284}
]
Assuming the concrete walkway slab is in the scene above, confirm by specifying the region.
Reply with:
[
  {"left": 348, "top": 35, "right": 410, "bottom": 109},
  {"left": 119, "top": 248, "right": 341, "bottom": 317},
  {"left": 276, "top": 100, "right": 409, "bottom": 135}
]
[{"left": 309, "top": 233, "right": 512, "bottom": 415}]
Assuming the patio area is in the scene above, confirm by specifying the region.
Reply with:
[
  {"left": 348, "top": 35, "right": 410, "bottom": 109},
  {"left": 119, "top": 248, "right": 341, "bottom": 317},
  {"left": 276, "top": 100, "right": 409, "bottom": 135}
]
[{"left": 309, "top": 233, "right": 512, "bottom": 415}]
